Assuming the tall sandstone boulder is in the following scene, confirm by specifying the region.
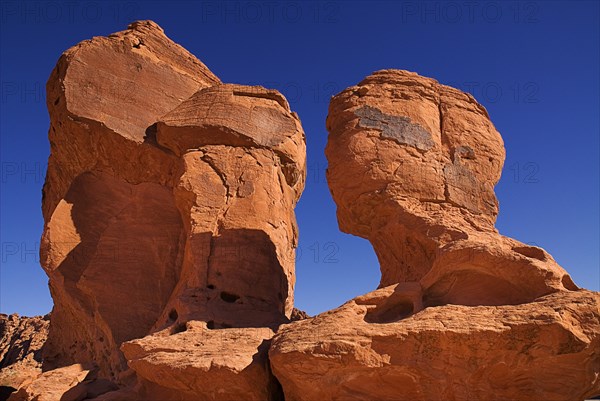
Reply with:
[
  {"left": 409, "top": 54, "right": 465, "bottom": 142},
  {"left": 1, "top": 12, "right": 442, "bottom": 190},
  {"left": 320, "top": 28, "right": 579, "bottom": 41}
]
[
  {"left": 40, "top": 19, "right": 305, "bottom": 401},
  {"left": 269, "top": 70, "right": 600, "bottom": 400},
  {"left": 324, "top": 70, "right": 576, "bottom": 302}
]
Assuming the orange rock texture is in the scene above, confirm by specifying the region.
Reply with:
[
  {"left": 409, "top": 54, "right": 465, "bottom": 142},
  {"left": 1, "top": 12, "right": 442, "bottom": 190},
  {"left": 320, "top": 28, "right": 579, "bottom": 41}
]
[
  {"left": 271, "top": 287, "right": 600, "bottom": 401},
  {"left": 0, "top": 314, "right": 48, "bottom": 392},
  {"left": 324, "top": 70, "right": 577, "bottom": 302},
  {"left": 36, "top": 20, "right": 305, "bottom": 400},
  {"left": 269, "top": 70, "right": 600, "bottom": 401},
  {"left": 2, "top": 22, "right": 598, "bottom": 401}
]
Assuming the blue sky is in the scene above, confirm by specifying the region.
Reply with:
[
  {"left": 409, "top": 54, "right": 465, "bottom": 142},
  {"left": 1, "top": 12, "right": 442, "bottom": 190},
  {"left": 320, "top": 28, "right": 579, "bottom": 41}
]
[{"left": 1, "top": 1, "right": 598, "bottom": 317}]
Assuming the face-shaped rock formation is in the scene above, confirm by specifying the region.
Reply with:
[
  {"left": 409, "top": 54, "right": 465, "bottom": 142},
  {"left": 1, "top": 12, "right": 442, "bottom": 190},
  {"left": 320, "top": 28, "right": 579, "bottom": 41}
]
[
  {"left": 268, "top": 70, "right": 599, "bottom": 401},
  {"left": 325, "top": 69, "right": 577, "bottom": 305},
  {"left": 40, "top": 20, "right": 305, "bottom": 393},
  {"left": 153, "top": 84, "right": 305, "bottom": 331}
]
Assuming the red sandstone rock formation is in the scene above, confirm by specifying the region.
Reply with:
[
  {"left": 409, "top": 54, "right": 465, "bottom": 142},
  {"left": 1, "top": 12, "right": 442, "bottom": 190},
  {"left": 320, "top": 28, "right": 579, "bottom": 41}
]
[
  {"left": 5, "top": 22, "right": 597, "bottom": 401},
  {"left": 270, "top": 287, "right": 600, "bottom": 401},
  {"left": 324, "top": 70, "right": 576, "bottom": 303},
  {"left": 268, "top": 70, "right": 600, "bottom": 401},
  {"left": 8, "top": 364, "right": 91, "bottom": 401},
  {"left": 0, "top": 314, "right": 48, "bottom": 394},
  {"left": 41, "top": 20, "right": 220, "bottom": 380},
  {"left": 121, "top": 323, "right": 280, "bottom": 401},
  {"left": 39, "top": 20, "right": 305, "bottom": 401},
  {"left": 153, "top": 84, "right": 305, "bottom": 331}
]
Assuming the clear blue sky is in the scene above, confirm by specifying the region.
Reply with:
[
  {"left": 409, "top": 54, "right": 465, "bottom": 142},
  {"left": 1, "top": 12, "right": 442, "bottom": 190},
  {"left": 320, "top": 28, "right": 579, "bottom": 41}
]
[{"left": 1, "top": 1, "right": 598, "bottom": 317}]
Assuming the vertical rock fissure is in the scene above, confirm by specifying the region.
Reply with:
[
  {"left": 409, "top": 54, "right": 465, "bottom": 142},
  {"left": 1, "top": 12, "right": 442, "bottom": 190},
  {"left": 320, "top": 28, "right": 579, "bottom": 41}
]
[
  {"left": 198, "top": 154, "right": 233, "bottom": 297},
  {"left": 437, "top": 97, "right": 453, "bottom": 204},
  {"left": 199, "top": 153, "right": 233, "bottom": 235}
]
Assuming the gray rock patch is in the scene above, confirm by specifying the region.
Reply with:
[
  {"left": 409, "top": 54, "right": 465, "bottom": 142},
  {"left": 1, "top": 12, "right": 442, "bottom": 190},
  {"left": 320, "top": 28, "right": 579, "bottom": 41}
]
[{"left": 354, "top": 105, "right": 434, "bottom": 151}]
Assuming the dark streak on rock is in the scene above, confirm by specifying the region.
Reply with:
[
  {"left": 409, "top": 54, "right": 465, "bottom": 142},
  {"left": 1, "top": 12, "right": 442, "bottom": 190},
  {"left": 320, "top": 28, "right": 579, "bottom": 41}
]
[{"left": 354, "top": 105, "right": 434, "bottom": 151}]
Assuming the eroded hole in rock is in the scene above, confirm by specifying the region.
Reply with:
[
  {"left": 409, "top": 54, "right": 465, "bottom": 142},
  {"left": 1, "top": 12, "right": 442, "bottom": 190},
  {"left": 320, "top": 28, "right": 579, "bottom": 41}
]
[
  {"left": 561, "top": 274, "right": 578, "bottom": 291},
  {"left": 454, "top": 145, "right": 475, "bottom": 160},
  {"left": 204, "top": 229, "right": 289, "bottom": 325},
  {"left": 512, "top": 245, "right": 546, "bottom": 261},
  {"left": 422, "top": 295, "right": 445, "bottom": 308},
  {"left": 168, "top": 309, "right": 178, "bottom": 322},
  {"left": 170, "top": 322, "right": 187, "bottom": 335},
  {"left": 220, "top": 291, "right": 240, "bottom": 303},
  {"left": 0, "top": 386, "right": 17, "bottom": 400},
  {"left": 132, "top": 38, "right": 144, "bottom": 49},
  {"left": 424, "top": 270, "right": 530, "bottom": 307},
  {"left": 207, "top": 284, "right": 215, "bottom": 290},
  {"left": 205, "top": 320, "right": 233, "bottom": 330},
  {"left": 280, "top": 158, "right": 301, "bottom": 187},
  {"left": 364, "top": 301, "right": 414, "bottom": 324}
]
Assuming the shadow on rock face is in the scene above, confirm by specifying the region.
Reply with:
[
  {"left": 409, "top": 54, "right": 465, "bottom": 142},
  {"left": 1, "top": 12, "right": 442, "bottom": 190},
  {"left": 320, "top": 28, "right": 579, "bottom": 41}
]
[
  {"left": 159, "top": 228, "right": 290, "bottom": 331},
  {"left": 43, "top": 170, "right": 291, "bottom": 375},
  {"left": 42, "top": 171, "right": 183, "bottom": 377},
  {"left": 358, "top": 282, "right": 423, "bottom": 324},
  {"left": 423, "top": 269, "right": 532, "bottom": 307},
  {"left": 0, "top": 386, "right": 16, "bottom": 401}
]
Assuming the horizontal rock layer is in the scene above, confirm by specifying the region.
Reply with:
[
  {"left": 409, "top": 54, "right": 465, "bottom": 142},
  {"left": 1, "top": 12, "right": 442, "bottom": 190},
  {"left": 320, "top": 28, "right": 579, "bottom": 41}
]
[{"left": 270, "top": 287, "right": 600, "bottom": 401}]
